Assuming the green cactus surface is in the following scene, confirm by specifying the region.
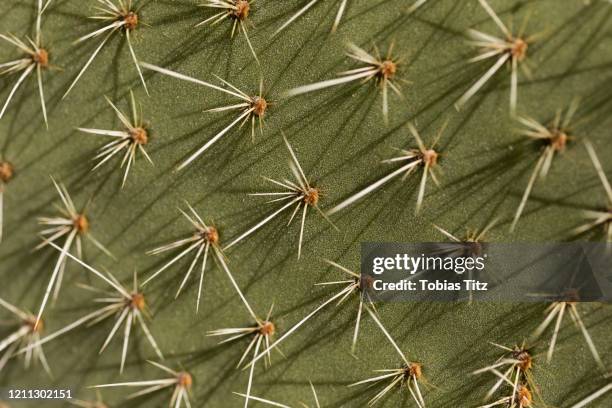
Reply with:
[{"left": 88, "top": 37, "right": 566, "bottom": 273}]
[{"left": 1, "top": 0, "right": 611, "bottom": 407}]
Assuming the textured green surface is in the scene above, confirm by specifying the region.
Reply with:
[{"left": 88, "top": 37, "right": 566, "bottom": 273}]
[{"left": 1, "top": 0, "right": 611, "bottom": 406}]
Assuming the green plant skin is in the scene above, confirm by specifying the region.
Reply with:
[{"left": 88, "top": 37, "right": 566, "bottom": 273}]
[{"left": 0, "top": 0, "right": 611, "bottom": 406}]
